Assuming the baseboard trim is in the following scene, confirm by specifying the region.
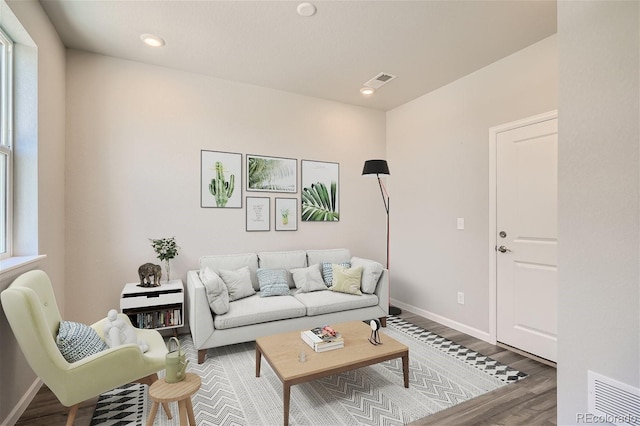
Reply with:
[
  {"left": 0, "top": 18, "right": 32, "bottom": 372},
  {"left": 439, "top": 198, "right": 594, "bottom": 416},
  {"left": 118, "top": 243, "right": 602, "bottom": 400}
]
[
  {"left": 390, "top": 298, "right": 492, "bottom": 343},
  {"left": 3, "top": 378, "right": 42, "bottom": 426}
]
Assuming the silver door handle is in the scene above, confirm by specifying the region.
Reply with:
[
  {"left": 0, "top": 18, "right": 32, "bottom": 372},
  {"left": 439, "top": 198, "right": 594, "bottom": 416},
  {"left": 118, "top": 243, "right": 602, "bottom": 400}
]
[{"left": 497, "top": 245, "right": 512, "bottom": 253}]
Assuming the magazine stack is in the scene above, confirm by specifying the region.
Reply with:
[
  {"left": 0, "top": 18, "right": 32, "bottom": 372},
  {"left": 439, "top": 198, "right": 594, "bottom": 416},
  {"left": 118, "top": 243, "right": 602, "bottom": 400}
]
[{"left": 300, "top": 325, "right": 344, "bottom": 352}]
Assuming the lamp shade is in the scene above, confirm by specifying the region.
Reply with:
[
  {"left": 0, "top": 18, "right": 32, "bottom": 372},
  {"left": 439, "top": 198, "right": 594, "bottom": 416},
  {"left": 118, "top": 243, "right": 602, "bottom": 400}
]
[{"left": 362, "top": 159, "right": 390, "bottom": 176}]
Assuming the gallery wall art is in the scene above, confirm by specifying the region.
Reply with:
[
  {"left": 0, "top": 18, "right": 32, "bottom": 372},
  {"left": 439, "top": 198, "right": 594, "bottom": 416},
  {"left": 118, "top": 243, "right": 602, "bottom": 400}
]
[
  {"left": 301, "top": 160, "right": 340, "bottom": 222},
  {"left": 201, "top": 150, "right": 242, "bottom": 208},
  {"left": 246, "top": 197, "right": 270, "bottom": 231},
  {"left": 246, "top": 154, "right": 297, "bottom": 193},
  {"left": 275, "top": 197, "right": 298, "bottom": 231}
]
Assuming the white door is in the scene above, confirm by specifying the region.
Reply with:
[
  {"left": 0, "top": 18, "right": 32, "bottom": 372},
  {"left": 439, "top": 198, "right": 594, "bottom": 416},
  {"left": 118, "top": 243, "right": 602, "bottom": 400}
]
[{"left": 496, "top": 115, "right": 558, "bottom": 362}]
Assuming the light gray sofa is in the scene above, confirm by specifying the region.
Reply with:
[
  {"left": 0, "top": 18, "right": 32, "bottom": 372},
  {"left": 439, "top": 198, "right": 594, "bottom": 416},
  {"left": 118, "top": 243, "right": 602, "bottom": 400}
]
[{"left": 187, "top": 248, "right": 389, "bottom": 363}]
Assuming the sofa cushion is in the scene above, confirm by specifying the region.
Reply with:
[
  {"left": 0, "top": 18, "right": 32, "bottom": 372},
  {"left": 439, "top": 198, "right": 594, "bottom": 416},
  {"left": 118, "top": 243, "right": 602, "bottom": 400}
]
[
  {"left": 219, "top": 266, "right": 256, "bottom": 301},
  {"left": 306, "top": 248, "right": 351, "bottom": 266},
  {"left": 200, "top": 267, "right": 230, "bottom": 314},
  {"left": 291, "top": 264, "right": 327, "bottom": 293},
  {"left": 213, "top": 294, "right": 306, "bottom": 330},
  {"left": 330, "top": 265, "right": 363, "bottom": 295},
  {"left": 321, "top": 261, "right": 351, "bottom": 286},
  {"left": 258, "top": 250, "right": 307, "bottom": 288},
  {"left": 350, "top": 257, "right": 384, "bottom": 294},
  {"left": 200, "top": 253, "right": 259, "bottom": 290},
  {"left": 293, "top": 290, "right": 378, "bottom": 316},
  {"left": 257, "top": 268, "right": 290, "bottom": 297}
]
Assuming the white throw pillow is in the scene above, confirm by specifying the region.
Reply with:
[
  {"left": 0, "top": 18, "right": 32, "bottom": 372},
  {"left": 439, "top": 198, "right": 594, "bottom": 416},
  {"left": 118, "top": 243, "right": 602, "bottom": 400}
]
[
  {"left": 200, "top": 267, "right": 230, "bottom": 314},
  {"left": 219, "top": 266, "right": 256, "bottom": 301},
  {"left": 291, "top": 264, "right": 327, "bottom": 293},
  {"left": 350, "top": 257, "right": 384, "bottom": 294}
]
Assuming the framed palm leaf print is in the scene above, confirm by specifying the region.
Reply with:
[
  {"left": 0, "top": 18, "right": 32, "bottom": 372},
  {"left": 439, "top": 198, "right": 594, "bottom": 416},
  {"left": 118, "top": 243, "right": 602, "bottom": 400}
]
[{"left": 301, "top": 160, "right": 339, "bottom": 222}]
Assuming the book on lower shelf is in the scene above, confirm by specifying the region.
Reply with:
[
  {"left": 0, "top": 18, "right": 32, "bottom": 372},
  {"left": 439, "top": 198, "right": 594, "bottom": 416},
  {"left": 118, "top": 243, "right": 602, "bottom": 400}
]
[{"left": 300, "top": 327, "right": 344, "bottom": 352}]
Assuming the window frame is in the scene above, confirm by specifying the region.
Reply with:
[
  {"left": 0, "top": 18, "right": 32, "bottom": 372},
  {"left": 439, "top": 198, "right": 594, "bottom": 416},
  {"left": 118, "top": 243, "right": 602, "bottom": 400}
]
[{"left": 0, "top": 26, "right": 13, "bottom": 260}]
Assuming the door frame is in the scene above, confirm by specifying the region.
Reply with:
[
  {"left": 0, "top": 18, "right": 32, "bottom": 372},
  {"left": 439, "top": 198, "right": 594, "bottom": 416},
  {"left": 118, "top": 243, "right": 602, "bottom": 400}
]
[{"left": 488, "top": 110, "right": 558, "bottom": 345}]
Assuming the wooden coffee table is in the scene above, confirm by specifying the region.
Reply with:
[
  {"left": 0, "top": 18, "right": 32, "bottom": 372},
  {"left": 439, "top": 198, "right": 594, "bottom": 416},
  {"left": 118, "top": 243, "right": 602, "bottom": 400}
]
[{"left": 255, "top": 320, "right": 409, "bottom": 426}]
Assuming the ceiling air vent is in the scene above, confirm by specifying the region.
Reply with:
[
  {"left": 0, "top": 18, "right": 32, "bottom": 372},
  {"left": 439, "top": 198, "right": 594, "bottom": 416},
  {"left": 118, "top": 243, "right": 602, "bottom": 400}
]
[{"left": 363, "top": 72, "right": 397, "bottom": 89}]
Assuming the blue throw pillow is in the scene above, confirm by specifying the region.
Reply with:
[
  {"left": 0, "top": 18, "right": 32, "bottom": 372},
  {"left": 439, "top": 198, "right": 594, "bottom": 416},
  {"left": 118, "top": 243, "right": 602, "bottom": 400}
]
[
  {"left": 257, "top": 268, "right": 290, "bottom": 297},
  {"left": 321, "top": 261, "right": 351, "bottom": 286},
  {"left": 56, "top": 320, "right": 108, "bottom": 363}
]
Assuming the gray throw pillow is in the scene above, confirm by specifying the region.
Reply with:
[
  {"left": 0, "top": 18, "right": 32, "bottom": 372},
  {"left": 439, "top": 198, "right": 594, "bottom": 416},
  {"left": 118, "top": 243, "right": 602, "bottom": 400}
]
[
  {"left": 291, "top": 264, "right": 327, "bottom": 293},
  {"left": 200, "top": 267, "right": 230, "bottom": 314},
  {"left": 56, "top": 320, "right": 108, "bottom": 363},
  {"left": 350, "top": 257, "right": 384, "bottom": 294},
  {"left": 219, "top": 266, "right": 256, "bottom": 301},
  {"left": 257, "top": 268, "right": 290, "bottom": 297}
]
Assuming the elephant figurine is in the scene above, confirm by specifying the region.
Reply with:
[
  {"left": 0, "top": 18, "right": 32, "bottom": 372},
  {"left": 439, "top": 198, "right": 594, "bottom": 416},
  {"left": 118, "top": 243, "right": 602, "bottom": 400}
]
[{"left": 138, "top": 263, "right": 162, "bottom": 287}]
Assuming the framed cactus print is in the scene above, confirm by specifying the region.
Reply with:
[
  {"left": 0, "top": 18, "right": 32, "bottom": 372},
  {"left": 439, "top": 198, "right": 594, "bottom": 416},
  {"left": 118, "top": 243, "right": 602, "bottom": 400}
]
[
  {"left": 201, "top": 150, "right": 242, "bottom": 208},
  {"left": 301, "top": 160, "right": 339, "bottom": 222},
  {"left": 275, "top": 198, "right": 298, "bottom": 231},
  {"left": 246, "top": 154, "right": 297, "bottom": 193},
  {"left": 246, "top": 197, "right": 270, "bottom": 231}
]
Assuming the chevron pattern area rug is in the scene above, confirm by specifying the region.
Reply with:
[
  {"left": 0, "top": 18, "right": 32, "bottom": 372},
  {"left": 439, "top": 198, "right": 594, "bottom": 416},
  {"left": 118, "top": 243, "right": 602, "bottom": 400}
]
[{"left": 91, "top": 316, "right": 526, "bottom": 426}]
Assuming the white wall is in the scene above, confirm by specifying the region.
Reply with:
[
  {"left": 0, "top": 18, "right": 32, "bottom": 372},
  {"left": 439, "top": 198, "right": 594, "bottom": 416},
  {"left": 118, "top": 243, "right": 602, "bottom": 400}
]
[
  {"left": 65, "top": 51, "right": 387, "bottom": 324},
  {"left": 557, "top": 1, "right": 639, "bottom": 423},
  {"left": 0, "top": 0, "right": 65, "bottom": 424},
  {"left": 386, "top": 36, "right": 557, "bottom": 338}
]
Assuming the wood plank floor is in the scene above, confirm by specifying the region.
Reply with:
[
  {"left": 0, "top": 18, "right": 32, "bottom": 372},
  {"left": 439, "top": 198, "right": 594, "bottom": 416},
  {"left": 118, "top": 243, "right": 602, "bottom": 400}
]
[{"left": 16, "top": 310, "right": 556, "bottom": 425}]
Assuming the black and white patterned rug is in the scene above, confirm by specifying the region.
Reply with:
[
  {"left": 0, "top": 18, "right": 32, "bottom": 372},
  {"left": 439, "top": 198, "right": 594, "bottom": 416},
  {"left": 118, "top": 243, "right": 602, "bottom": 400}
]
[{"left": 91, "top": 316, "right": 527, "bottom": 425}]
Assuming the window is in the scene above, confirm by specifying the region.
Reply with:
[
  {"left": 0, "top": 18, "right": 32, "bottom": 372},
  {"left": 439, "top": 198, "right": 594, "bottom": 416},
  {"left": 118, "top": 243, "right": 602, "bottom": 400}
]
[{"left": 0, "top": 27, "right": 12, "bottom": 259}]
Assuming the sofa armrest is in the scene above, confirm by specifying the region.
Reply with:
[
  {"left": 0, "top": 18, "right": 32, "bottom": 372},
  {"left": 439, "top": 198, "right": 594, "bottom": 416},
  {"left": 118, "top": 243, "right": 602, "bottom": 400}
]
[
  {"left": 373, "top": 269, "right": 390, "bottom": 316},
  {"left": 186, "top": 270, "right": 215, "bottom": 349}
]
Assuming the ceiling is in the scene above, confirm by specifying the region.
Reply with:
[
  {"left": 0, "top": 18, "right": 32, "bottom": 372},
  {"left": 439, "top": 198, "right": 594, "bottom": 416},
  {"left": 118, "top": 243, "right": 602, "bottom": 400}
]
[{"left": 39, "top": 0, "right": 557, "bottom": 111}]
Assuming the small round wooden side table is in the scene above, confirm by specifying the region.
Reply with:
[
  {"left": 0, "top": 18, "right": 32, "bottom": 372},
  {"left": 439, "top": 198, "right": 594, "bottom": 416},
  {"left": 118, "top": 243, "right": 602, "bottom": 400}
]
[{"left": 147, "top": 373, "right": 201, "bottom": 426}]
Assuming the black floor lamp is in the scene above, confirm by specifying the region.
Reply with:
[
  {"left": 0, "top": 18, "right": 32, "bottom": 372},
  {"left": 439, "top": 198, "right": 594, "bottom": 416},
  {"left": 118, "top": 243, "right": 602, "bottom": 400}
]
[{"left": 362, "top": 159, "right": 401, "bottom": 316}]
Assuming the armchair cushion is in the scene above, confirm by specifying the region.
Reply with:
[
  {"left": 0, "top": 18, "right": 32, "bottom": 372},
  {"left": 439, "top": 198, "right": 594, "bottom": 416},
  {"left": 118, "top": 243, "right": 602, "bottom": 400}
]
[{"left": 56, "top": 320, "right": 108, "bottom": 363}]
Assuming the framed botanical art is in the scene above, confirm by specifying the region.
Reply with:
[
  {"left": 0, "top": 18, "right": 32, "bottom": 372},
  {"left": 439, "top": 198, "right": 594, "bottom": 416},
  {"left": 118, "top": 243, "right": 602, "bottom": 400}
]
[
  {"left": 275, "top": 198, "right": 298, "bottom": 231},
  {"left": 301, "top": 160, "right": 339, "bottom": 222},
  {"left": 246, "top": 197, "right": 270, "bottom": 231},
  {"left": 246, "top": 154, "right": 297, "bottom": 193},
  {"left": 201, "top": 150, "right": 242, "bottom": 208}
]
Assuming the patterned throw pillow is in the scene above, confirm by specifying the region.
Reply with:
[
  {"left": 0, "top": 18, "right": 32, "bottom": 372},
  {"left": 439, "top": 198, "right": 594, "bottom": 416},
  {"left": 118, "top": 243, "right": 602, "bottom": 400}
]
[
  {"left": 321, "top": 261, "right": 351, "bottom": 286},
  {"left": 56, "top": 320, "right": 108, "bottom": 363},
  {"left": 330, "top": 265, "right": 363, "bottom": 295},
  {"left": 291, "top": 264, "right": 327, "bottom": 293},
  {"left": 257, "top": 268, "right": 290, "bottom": 297}
]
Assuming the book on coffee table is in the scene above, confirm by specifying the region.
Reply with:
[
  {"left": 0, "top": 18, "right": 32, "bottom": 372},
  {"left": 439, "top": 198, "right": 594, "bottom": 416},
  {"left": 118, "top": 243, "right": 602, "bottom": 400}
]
[{"left": 300, "top": 328, "right": 344, "bottom": 352}]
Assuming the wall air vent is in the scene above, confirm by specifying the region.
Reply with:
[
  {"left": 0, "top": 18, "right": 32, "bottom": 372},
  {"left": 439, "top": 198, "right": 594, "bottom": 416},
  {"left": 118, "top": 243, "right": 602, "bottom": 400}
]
[
  {"left": 363, "top": 72, "right": 397, "bottom": 89},
  {"left": 587, "top": 371, "right": 640, "bottom": 426}
]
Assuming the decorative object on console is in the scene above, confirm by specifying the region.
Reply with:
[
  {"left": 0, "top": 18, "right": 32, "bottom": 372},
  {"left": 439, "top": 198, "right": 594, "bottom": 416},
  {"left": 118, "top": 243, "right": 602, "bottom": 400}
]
[
  {"left": 201, "top": 150, "right": 242, "bottom": 208},
  {"left": 369, "top": 318, "right": 382, "bottom": 345},
  {"left": 246, "top": 196, "right": 271, "bottom": 231},
  {"left": 137, "top": 262, "right": 162, "bottom": 287},
  {"left": 275, "top": 197, "right": 298, "bottom": 231},
  {"left": 149, "top": 236, "right": 179, "bottom": 282},
  {"left": 362, "top": 159, "right": 401, "bottom": 316},
  {"left": 246, "top": 154, "right": 297, "bottom": 193},
  {"left": 301, "top": 160, "right": 340, "bottom": 221},
  {"left": 300, "top": 325, "right": 344, "bottom": 352}
]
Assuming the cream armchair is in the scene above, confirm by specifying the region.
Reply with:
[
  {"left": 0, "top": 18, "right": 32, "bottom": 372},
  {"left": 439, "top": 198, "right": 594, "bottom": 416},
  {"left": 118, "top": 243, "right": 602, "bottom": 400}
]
[{"left": 1, "top": 270, "right": 170, "bottom": 425}]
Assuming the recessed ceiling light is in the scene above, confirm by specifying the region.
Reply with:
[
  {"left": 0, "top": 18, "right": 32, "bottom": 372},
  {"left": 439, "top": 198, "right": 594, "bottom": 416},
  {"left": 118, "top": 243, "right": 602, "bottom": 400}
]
[
  {"left": 360, "top": 87, "right": 375, "bottom": 96},
  {"left": 140, "top": 33, "right": 165, "bottom": 47},
  {"left": 297, "top": 2, "right": 317, "bottom": 17}
]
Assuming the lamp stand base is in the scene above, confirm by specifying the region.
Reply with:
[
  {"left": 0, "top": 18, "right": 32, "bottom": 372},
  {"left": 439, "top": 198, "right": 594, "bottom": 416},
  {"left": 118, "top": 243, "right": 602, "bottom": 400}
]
[{"left": 389, "top": 305, "right": 402, "bottom": 316}]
